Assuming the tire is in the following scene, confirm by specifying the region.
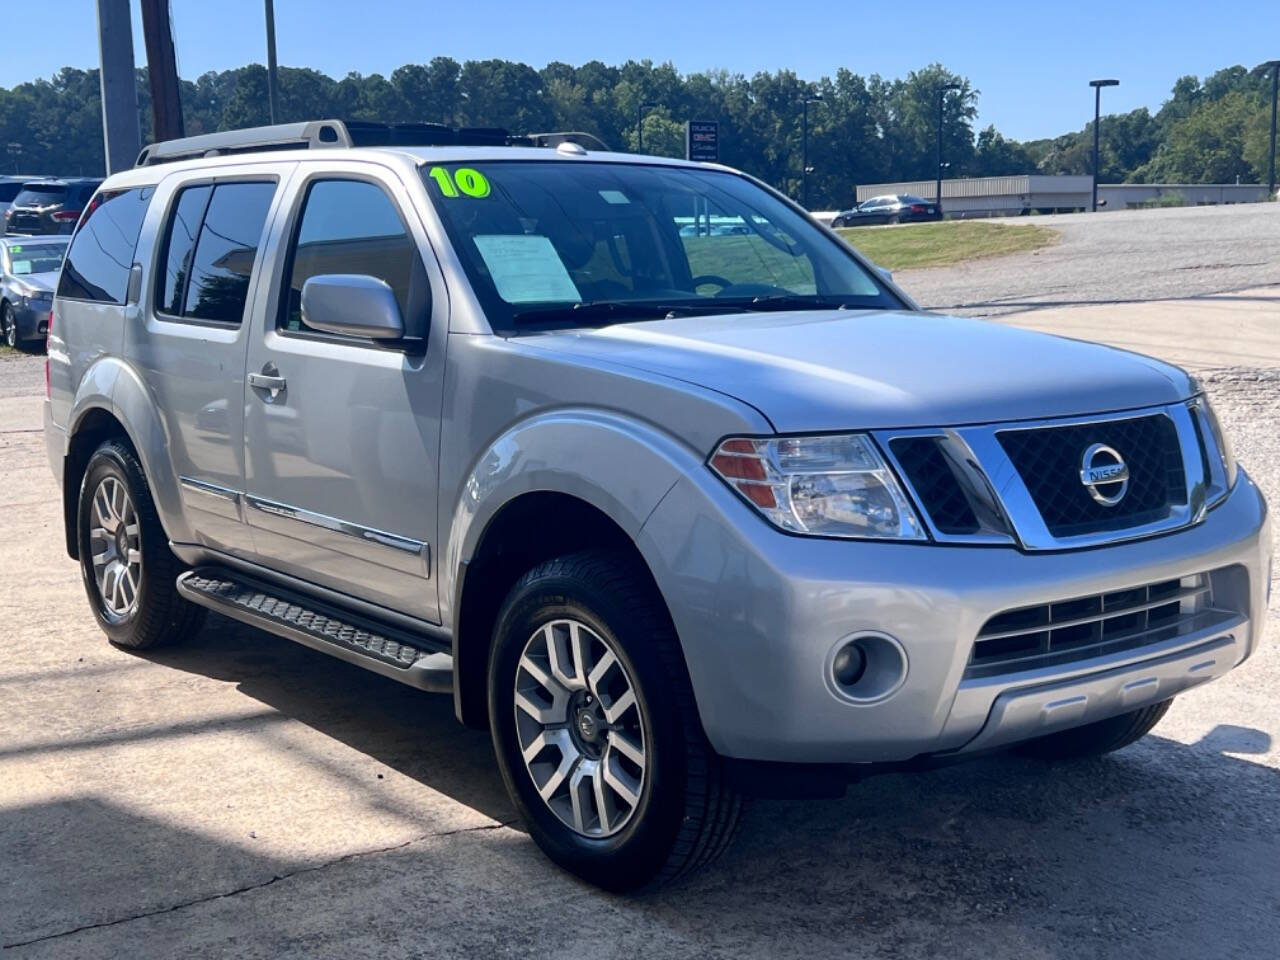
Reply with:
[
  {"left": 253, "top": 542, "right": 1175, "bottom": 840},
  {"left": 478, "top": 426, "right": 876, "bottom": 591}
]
[
  {"left": 487, "top": 549, "right": 741, "bottom": 891},
  {"left": 3, "top": 304, "right": 17, "bottom": 349},
  {"left": 1015, "top": 699, "right": 1173, "bottom": 761},
  {"left": 76, "top": 439, "right": 206, "bottom": 649}
]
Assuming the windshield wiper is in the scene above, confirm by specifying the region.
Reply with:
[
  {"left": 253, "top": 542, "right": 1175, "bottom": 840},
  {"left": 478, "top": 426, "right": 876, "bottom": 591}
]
[
  {"left": 511, "top": 300, "right": 720, "bottom": 328},
  {"left": 717, "top": 294, "right": 865, "bottom": 312}
]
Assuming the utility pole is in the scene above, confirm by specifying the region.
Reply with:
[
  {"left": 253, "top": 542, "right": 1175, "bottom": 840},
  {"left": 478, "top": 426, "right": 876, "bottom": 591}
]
[
  {"left": 139, "top": 0, "right": 185, "bottom": 143},
  {"left": 936, "top": 82, "right": 961, "bottom": 214},
  {"left": 1089, "top": 78, "right": 1119, "bottom": 212},
  {"left": 1266, "top": 61, "right": 1279, "bottom": 200},
  {"left": 265, "top": 0, "right": 281, "bottom": 124},
  {"left": 95, "top": 0, "right": 141, "bottom": 174}
]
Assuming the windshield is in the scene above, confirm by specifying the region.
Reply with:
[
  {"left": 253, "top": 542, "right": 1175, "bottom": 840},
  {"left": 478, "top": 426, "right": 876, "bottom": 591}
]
[
  {"left": 422, "top": 161, "right": 903, "bottom": 331},
  {"left": 7, "top": 242, "right": 66, "bottom": 275}
]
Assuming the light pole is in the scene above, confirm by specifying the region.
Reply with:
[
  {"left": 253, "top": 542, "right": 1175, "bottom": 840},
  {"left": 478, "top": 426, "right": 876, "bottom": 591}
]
[
  {"left": 936, "top": 82, "right": 962, "bottom": 215},
  {"left": 801, "top": 94, "right": 823, "bottom": 209},
  {"left": 265, "top": 0, "right": 281, "bottom": 124},
  {"left": 1265, "top": 61, "right": 1279, "bottom": 200},
  {"left": 636, "top": 102, "right": 659, "bottom": 153},
  {"left": 1089, "top": 78, "right": 1119, "bottom": 212}
]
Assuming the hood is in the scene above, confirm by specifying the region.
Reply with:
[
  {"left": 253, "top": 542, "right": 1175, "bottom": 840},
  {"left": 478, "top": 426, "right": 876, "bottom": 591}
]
[
  {"left": 521, "top": 310, "right": 1195, "bottom": 432},
  {"left": 12, "top": 271, "right": 57, "bottom": 295}
]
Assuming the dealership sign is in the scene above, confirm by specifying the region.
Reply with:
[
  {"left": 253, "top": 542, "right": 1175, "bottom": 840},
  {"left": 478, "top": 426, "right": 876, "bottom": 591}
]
[{"left": 685, "top": 121, "right": 719, "bottom": 163}]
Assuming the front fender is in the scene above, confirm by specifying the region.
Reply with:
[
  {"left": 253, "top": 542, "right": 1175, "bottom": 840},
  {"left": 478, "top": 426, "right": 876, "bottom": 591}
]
[{"left": 439, "top": 408, "right": 707, "bottom": 627}]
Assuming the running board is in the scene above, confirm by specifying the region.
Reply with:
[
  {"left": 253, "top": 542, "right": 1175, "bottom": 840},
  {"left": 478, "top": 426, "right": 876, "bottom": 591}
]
[{"left": 176, "top": 567, "right": 453, "bottom": 693}]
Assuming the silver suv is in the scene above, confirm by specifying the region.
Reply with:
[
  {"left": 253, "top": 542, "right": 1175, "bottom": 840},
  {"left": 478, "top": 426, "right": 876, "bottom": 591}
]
[{"left": 44, "top": 120, "right": 1269, "bottom": 891}]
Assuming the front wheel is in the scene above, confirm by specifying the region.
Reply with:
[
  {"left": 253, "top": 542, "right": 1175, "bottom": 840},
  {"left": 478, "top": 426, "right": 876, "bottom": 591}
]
[
  {"left": 76, "top": 439, "right": 206, "bottom": 648},
  {"left": 3, "top": 304, "right": 18, "bottom": 349},
  {"left": 488, "top": 549, "right": 740, "bottom": 891},
  {"left": 1015, "top": 699, "right": 1173, "bottom": 761}
]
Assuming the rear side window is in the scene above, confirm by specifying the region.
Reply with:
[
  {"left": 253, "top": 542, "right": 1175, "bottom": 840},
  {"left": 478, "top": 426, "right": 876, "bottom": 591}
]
[
  {"left": 154, "top": 181, "right": 276, "bottom": 325},
  {"left": 57, "top": 187, "right": 153, "bottom": 304},
  {"left": 0, "top": 183, "right": 21, "bottom": 203},
  {"left": 281, "top": 179, "right": 422, "bottom": 334}
]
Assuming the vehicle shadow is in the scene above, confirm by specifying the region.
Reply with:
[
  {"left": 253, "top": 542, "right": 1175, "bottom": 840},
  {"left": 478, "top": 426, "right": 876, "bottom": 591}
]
[
  {"left": 129, "top": 614, "right": 1279, "bottom": 958},
  {"left": 132, "top": 612, "right": 516, "bottom": 826}
]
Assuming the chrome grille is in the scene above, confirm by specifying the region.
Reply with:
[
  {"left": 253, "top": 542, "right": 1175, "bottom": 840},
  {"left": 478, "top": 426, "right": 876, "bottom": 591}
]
[
  {"left": 997, "top": 414, "right": 1187, "bottom": 538},
  {"left": 968, "top": 572, "right": 1233, "bottom": 678}
]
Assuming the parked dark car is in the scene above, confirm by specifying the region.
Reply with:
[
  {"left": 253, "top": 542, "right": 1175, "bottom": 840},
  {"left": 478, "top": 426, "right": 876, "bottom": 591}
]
[
  {"left": 831, "top": 194, "right": 941, "bottom": 227},
  {"left": 4, "top": 178, "right": 102, "bottom": 236},
  {"left": 0, "top": 236, "right": 65, "bottom": 348}
]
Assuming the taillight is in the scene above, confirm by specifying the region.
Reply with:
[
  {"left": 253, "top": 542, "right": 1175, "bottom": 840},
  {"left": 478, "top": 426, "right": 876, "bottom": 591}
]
[
  {"left": 910, "top": 204, "right": 925, "bottom": 213},
  {"left": 52, "top": 210, "right": 81, "bottom": 223}
]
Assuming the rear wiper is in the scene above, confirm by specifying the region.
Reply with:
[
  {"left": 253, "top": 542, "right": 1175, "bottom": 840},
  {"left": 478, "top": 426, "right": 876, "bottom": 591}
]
[{"left": 511, "top": 300, "right": 718, "bottom": 327}]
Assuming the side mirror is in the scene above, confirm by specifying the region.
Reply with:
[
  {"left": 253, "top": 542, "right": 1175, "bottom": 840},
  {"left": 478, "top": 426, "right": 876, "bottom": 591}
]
[{"left": 300, "top": 274, "right": 404, "bottom": 339}]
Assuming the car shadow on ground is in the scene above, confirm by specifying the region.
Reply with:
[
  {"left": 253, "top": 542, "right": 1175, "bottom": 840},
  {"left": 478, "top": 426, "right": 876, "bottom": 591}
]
[{"left": 123, "top": 613, "right": 1279, "bottom": 956}]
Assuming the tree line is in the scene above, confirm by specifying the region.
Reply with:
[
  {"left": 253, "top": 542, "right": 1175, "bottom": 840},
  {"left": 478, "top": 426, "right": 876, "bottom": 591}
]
[{"left": 0, "top": 58, "right": 1275, "bottom": 208}]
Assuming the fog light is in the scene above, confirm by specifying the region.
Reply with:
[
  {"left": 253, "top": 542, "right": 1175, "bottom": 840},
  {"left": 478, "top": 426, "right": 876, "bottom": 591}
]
[{"left": 832, "top": 643, "right": 867, "bottom": 686}]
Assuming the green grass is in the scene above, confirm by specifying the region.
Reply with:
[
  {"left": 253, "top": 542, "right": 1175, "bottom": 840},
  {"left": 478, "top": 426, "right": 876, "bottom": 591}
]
[{"left": 835, "top": 220, "right": 1059, "bottom": 271}]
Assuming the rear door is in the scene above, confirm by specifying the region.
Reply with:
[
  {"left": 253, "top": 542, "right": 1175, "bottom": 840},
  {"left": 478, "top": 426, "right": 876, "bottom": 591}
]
[
  {"left": 241, "top": 160, "right": 447, "bottom": 622},
  {"left": 127, "top": 162, "right": 293, "bottom": 556}
]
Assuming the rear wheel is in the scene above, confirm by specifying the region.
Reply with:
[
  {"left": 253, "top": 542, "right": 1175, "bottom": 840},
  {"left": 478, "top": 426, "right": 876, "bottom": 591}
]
[
  {"left": 1015, "top": 699, "right": 1173, "bottom": 760},
  {"left": 488, "top": 549, "right": 740, "bottom": 891},
  {"left": 76, "top": 439, "right": 205, "bottom": 649}
]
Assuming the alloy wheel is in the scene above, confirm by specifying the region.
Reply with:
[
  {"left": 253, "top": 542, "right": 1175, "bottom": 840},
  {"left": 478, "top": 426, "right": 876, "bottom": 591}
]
[
  {"left": 88, "top": 475, "right": 142, "bottom": 620},
  {"left": 513, "top": 618, "right": 648, "bottom": 838}
]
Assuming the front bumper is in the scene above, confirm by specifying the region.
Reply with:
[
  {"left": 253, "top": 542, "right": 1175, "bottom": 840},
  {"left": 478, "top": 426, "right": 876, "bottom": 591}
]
[
  {"left": 8, "top": 300, "right": 51, "bottom": 341},
  {"left": 637, "top": 466, "right": 1270, "bottom": 764}
]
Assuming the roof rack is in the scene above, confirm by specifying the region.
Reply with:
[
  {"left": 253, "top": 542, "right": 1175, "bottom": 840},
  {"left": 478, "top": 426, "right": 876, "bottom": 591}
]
[{"left": 135, "top": 119, "right": 611, "bottom": 167}]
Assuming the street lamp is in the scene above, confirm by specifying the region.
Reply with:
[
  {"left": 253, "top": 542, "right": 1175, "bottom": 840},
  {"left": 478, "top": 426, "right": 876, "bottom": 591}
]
[
  {"left": 1265, "top": 61, "right": 1279, "bottom": 200},
  {"left": 801, "top": 94, "right": 823, "bottom": 210},
  {"left": 636, "top": 102, "right": 659, "bottom": 153},
  {"left": 936, "top": 82, "right": 962, "bottom": 215},
  {"left": 1089, "top": 78, "right": 1119, "bottom": 212}
]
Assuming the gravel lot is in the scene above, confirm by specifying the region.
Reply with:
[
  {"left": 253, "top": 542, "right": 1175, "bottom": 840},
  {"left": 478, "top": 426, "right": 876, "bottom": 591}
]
[
  {"left": 897, "top": 201, "right": 1280, "bottom": 316},
  {"left": 3, "top": 207, "right": 1279, "bottom": 958}
]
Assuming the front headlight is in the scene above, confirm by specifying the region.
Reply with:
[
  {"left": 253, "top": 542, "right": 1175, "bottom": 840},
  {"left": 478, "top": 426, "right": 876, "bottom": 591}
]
[
  {"left": 709, "top": 433, "right": 926, "bottom": 540},
  {"left": 1200, "top": 396, "right": 1238, "bottom": 490}
]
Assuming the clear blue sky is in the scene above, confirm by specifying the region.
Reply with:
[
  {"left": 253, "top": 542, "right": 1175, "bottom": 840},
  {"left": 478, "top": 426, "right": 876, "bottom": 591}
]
[{"left": 6, "top": 0, "right": 1277, "bottom": 141}]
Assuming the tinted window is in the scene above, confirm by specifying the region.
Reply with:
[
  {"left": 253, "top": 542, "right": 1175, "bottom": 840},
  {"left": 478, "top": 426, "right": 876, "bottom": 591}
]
[
  {"left": 0, "top": 183, "right": 22, "bottom": 203},
  {"left": 57, "top": 187, "right": 152, "bottom": 303},
  {"left": 182, "top": 182, "right": 276, "bottom": 324},
  {"left": 155, "top": 184, "right": 211, "bottom": 315},
  {"left": 282, "top": 179, "right": 418, "bottom": 333},
  {"left": 16, "top": 184, "right": 67, "bottom": 206}
]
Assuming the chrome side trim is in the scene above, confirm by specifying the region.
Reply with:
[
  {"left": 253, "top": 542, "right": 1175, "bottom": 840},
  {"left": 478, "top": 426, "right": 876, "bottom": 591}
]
[
  {"left": 245, "top": 494, "right": 430, "bottom": 574},
  {"left": 179, "top": 476, "right": 241, "bottom": 503}
]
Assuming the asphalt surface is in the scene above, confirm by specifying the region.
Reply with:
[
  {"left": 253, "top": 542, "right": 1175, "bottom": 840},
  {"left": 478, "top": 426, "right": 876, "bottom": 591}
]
[
  {"left": 897, "top": 201, "right": 1280, "bottom": 316},
  {"left": 3, "top": 205, "right": 1279, "bottom": 958}
]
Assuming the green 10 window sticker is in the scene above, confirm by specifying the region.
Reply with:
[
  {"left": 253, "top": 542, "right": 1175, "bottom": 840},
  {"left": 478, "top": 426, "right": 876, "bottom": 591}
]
[{"left": 427, "top": 166, "right": 491, "bottom": 198}]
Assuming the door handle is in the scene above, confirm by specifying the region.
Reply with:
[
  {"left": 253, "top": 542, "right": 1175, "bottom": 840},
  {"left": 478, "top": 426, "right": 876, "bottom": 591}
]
[{"left": 248, "top": 368, "right": 287, "bottom": 399}]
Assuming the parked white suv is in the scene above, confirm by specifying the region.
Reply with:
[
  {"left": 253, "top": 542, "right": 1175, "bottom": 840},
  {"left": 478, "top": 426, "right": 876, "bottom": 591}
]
[{"left": 44, "top": 120, "right": 1270, "bottom": 890}]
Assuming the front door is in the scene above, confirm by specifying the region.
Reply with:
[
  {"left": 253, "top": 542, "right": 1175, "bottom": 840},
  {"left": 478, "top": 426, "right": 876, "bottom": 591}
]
[{"left": 242, "top": 162, "right": 446, "bottom": 622}]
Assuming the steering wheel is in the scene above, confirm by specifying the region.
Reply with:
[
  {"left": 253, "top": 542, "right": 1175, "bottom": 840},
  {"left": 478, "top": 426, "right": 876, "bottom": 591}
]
[{"left": 691, "top": 274, "right": 733, "bottom": 292}]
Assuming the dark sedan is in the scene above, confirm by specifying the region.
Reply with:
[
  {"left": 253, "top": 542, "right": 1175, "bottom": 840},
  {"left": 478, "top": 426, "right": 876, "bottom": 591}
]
[{"left": 831, "top": 194, "right": 941, "bottom": 227}]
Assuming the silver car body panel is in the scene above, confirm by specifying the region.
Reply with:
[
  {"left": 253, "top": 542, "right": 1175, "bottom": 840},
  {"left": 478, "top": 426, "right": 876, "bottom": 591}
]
[{"left": 44, "top": 144, "right": 1271, "bottom": 766}]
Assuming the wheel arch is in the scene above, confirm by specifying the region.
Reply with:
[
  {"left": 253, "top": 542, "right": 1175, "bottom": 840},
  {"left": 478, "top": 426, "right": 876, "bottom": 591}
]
[{"left": 452, "top": 489, "right": 679, "bottom": 730}]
